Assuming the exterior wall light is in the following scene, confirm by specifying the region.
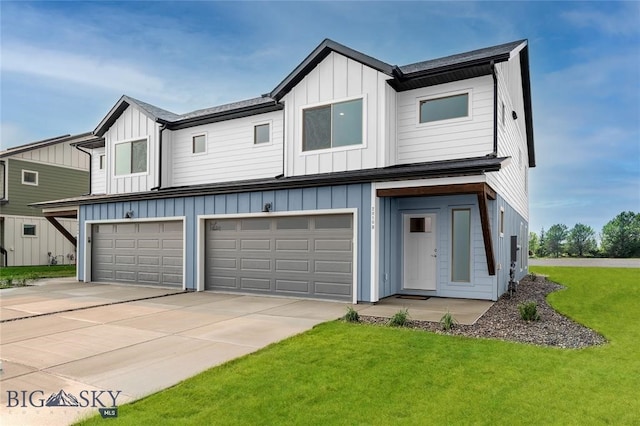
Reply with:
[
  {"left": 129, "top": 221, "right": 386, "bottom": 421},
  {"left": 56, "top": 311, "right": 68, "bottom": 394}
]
[{"left": 262, "top": 203, "right": 272, "bottom": 213}]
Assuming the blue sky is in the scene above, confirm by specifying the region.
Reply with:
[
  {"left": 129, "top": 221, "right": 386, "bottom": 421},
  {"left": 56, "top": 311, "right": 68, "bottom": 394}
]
[{"left": 1, "top": 1, "right": 638, "bottom": 236}]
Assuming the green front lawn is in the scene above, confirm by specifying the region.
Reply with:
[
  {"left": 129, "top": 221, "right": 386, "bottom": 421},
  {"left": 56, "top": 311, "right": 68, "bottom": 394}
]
[
  {"left": 77, "top": 267, "right": 640, "bottom": 425},
  {"left": 0, "top": 265, "right": 76, "bottom": 288}
]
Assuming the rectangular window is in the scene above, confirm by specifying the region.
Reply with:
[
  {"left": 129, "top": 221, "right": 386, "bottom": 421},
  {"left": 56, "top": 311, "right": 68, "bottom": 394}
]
[
  {"left": 420, "top": 93, "right": 469, "bottom": 123},
  {"left": 303, "top": 98, "right": 363, "bottom": 151},
  {"left": 0, "top": 161, "right": 5, "bottom": 199},
  {"left": 499, "top": 207, "right": 505, "bottom": 237},
  {"left": 254, "top": 124, "right": 270, "bottom": 144},
  {"left": 501, "top": 101, "right": 505, "bottom": 127},
  {"left": 451, "top": 209, "right": 471, "bottom": 282},
  {"left": 23, "top": 224, "right": 36, "bottom": 236},
  {"left": 22, "top": 170, "right": 38, "bottom": 186},
  {"left": 115, "top": 139, "right": 147, "bottom": 175},
  {"left": 192, "top": 134, "right": 206, "bottom": 154},
  {"left": 99, "top": 155, "right": 105, "bottom": 170}
]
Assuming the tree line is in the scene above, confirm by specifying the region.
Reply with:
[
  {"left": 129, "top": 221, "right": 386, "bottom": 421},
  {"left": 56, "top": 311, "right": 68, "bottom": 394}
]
[{"left": 529, "top": 211, "right": 640, "bottom": 258}]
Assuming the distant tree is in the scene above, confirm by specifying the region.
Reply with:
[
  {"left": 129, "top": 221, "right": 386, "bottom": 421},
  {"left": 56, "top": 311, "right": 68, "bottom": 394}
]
[
  {"left": 536, "top": 227, "right": 548, "bottom": 257},
  {"left": 567, "top": 223, "right": 597, "bottom": 257},
  {"left": 528, "top": 231, "right": 539, "bottom": 256},
  {"left": 601, "top": 211, "right": 640, "bottom": 258},
  {"left": 545, "top": 224, "right": 568, "bottom": 258}
]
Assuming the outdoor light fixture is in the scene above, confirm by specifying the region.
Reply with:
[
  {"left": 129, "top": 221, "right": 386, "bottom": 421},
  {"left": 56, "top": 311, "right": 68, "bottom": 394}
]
[
  {"left": 262, "top": 203, "right": 272, "bottom": 213},
  {"left": 512, "top": 110, "right": 518, "bottom": 120},
  {"left": 124, "top": 210, "right": 134, "bottom": 219}
]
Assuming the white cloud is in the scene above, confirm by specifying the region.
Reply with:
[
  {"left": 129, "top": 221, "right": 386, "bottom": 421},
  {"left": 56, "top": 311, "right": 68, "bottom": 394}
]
[{"left": 561, "top": 3, "right": 640, "bottom": 36}]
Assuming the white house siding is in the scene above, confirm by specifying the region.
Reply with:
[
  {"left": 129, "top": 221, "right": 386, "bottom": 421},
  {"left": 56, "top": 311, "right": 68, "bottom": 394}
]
[
  {"left": 2, "top": 215, "right": 77, "bottom": 266},
  {"left": 282, "top": 52, "right": 392, "bottom": 177},
  {"left": 395, "top": 76, "right": 494, "bottom": 165},
  {"left": 91, "top": 147, "right": 106, "bottom": 194},
  {"left": 14, "top": 141, "right": 89, "bottom": 171},
  {"left": 486, "top": 56, "right": 529, "bottom": 221},
  {"left": 103, "top": 105, "right": 158, "bottom": 194},
  {"left": 168, "top": 110, "right": 284, "bottom": 187}
]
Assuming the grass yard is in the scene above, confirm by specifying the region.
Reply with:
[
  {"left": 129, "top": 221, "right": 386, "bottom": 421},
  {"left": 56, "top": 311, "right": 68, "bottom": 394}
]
[
  {"left": 77, "top": 267, "right": 640, "bottom": 425},
  {"left": 0, "top": 265, "right": 76, "bottom": 288}
]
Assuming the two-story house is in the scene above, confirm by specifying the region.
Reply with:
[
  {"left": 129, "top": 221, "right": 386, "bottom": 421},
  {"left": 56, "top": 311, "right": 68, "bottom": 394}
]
[
  {"left": 36, "top": 39, "right": 534, "bottom": 303},
  {"left": 0, "top": 134, "right": 92, "bottom": 266}
]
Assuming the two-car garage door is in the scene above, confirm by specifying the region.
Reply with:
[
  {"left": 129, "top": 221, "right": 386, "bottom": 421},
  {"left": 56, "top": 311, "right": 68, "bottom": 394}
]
[
  {"left": 91, "top": 221, "right": 183, "bottom": 287},
  {"left": 205, "top": 214, "right": 354, "bottom": 301}
]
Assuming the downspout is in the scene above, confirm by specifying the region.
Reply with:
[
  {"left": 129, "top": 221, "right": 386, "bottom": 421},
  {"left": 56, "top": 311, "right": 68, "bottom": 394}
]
[
  {"left": 151, "top": 122, "right": 168, "bottom": 191},
  {"left": 74, "top": 145, "right": 92, "bottom": 195},
  {"left": 491, "top": 60, "right": 498, "bottom": 155}
]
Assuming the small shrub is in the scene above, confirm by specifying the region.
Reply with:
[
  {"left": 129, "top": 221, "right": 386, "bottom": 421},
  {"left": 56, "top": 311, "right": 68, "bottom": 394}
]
[
  {"left": 344, "top": 306, "right": 360, "bottom": 323},
  {"left": 440, "top": 310, "right": 458, "bottom": 331},
  {"left": 518, "top": 301, "right": 540, "bottom": 321},
  {"left": 388, "top": 308, "right": 410, "bottom": 327}
]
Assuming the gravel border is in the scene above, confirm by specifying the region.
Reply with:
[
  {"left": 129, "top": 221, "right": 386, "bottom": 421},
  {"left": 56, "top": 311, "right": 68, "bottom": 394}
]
[{"left": 359, "top": 275, "right": 607, "bottom": 349}]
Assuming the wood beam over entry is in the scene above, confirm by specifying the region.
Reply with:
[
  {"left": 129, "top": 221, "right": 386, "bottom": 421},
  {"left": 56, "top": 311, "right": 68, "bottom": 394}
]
[
  {"left": 376, "top": 183, "right": 496, "bottom": 276},
  {"left": 44, "top": 209, "right": 78, "bottom": 247}
]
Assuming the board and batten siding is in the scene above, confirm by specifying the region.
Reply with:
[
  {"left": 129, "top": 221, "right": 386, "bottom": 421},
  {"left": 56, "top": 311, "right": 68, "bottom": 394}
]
[
  {"left": 11, "top": 141, "right": 89, "bottom": 171},
  {"left": 2, "top": 215, "right": 77, "bottom": 266},
  {"left": 486, "top": 56, "right": 529, "bottom": 221},
  {"left": 377, "top": 193, "right": 496, "bottom": 301},
  {"left": 167, "top": 110, "right": 284, "bottom": 187},
  {"left": 395, "top": 76, "right": 494, "bottom": 165},
  {"left": 2, "top": 159, "right": 89, "bottom": 216},
  {"left": 103, "top": 105, "right": 158, "bottom": 194},
  {"left": 494, "top": 194, "right": 529, "bottom": 297},
  {"left": 78, "top": 183, "right": 372, "bottom": 300},
  {"left": 282, "top": 51, "right": 393, "bottom": 177},
  {"left": 91, "top": 147, "right": 106, "bottom": 194}
]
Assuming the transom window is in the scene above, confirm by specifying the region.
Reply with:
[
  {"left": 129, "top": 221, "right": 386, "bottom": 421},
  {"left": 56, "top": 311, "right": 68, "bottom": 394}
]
[
  {"left": 303, "top": 98, "right": 363, "bottom": 151},
  {"left": 420, "top": 93, "right": 469, "bottom": 124},
  {"left": 115, "top": 139, "right": 147, "bottom": 175},
  {"left": 192, "top": 134, "right": 206, "bottom": 154},
  {"left": 22, "top": 170, "right": 38, "bottom": 186},
  {"left": 254, "top": 123, "right": 270, "bottom": 144}
]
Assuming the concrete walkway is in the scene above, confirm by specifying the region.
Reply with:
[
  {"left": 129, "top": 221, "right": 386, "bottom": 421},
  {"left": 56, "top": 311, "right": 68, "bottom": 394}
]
[{"left": 0, "top": 279, "right": 494, "bottom": 425}]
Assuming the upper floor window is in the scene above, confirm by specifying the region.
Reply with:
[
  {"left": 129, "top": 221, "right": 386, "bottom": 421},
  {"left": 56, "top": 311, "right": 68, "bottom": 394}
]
[
  {"left": 115, "top": 139, "right": 147, "bottom": 176},
  {"left": 22, "top": 170, "right": 38, "bottom": 186},
  {"left": 0, "top": 161, "right": 5, "bottom": 199},
  {"left": 192, "top": 134, "right": 206, "bottom": 154},
  {"left": 303, "top": 98, "right": 363, "bottom": 152},
  {"left": 419, "top": 93, "right": 469, "bottom": 124},
  {"left": 254, "top": 123, "right": 270, "bottom": 144}
]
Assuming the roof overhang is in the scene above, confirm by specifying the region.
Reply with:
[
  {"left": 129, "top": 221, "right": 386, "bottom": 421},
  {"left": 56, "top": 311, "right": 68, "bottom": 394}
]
[{"left": 167, "top": 101, "right": 283, "bottom": 130}]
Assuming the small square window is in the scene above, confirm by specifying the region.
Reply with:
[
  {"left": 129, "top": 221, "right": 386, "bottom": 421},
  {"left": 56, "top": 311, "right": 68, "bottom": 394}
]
[
  {"left": 254, "top": 124, "right": 270, "bottom": 144},
  {"left": 22, "top": 170, "right": 38, "bottom": 186},
  {"left": 192, "top": 134, "right": 206, "bottom": 154},
  {"left": 23, "top": 224, "right": 36, "bottom": 236}
]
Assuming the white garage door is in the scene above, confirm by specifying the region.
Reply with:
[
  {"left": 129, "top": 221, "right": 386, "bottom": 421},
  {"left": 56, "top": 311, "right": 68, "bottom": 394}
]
[
  {"left": 91, "top": 221, "right": 183, "bottom": 287},
  {"left": 205, "top": 214, "right": 353, "bottom": 301}
]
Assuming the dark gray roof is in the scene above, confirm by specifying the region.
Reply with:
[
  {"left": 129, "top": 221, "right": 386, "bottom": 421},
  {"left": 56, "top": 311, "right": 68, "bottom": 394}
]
[
  {"left": 33, "top": 156, "right": 507, "bottom": 208},
  {"left": 0, "top": 132, "right": 95, "bottom": 158}
]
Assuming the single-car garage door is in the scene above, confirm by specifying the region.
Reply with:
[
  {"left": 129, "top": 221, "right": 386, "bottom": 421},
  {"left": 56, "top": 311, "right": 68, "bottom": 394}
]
[
  {"left": 91, "top": 221, "right": 183, "bottom": 287},
  {"left": 205, "top": 214, "right": 353, "bottom": 301}
]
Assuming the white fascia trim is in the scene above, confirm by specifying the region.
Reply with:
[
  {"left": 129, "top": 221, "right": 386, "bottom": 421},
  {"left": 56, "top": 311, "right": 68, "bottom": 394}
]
[
  {"left": 375, "top": 175, "right": 486, "bottom": 190},
  {"left": 83, "top": 216, "right": 187, "bottom": 290},
  {"left": 196, "top": 208, "right": 359, "bottom": 303},
  {"left": 370, "top": 183, "right": 379, "bottom": 303}
]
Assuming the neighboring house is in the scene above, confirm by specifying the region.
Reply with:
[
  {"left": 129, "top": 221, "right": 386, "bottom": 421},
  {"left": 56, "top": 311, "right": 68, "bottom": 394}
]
[
  {"left": 36, "top": 39, "right": 535, "bottom": 303},
  {"left": 0, "top": 134, "right": 93, "bottom": 266}
]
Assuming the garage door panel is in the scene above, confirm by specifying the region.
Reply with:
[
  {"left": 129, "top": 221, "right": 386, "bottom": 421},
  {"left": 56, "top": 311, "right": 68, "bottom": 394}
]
[
  {"left": 91, "top": 221, "right": 183, "bottom": 287},
  {"left": 205, "top": 214, "right": 353, "bottom": 300}
]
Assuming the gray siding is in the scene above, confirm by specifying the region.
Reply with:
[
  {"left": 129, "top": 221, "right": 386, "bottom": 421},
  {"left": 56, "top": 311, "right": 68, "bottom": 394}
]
[
  {"left": 494, "top": 194, "right": 529, "bottom": 297},
  {"left": 79, "top": 184, "right": 372, "bottom": 300},
  {"left": 3, "top": 159, "right": 88, "bottom": 216}
]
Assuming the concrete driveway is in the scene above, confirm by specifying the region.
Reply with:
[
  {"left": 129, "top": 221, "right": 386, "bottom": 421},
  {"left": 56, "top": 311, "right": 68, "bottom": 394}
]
[{"left": 0, "top": 279, "right": 350, "bottom": 425}]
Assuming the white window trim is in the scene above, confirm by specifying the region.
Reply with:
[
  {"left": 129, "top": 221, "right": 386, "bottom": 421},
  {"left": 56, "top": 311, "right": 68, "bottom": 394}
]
[
  {"left": 191, "top": 132, "right": 208, "bottom": 155},
  {"left": 450, "top": 206, "right": 473, "bottom": 284},
  {"left": 416, "top": 89, "right": 473, "bottom": 128},
  {"left": 21, "top": 169, "right": 39, "bottom": 186},
  {"left": 99, "top": 154, "right": 105, "bottom": 170},
  {"left": 113, "top": 136, "right": 149, "bottom": 177},
  {"left": 499, "top": 207, "right": 505, "bottom": 238},
  {"left": 22, "top": 224, "right": 37, "bottom": 237},
  {"left": 253, "top": 120, "right": 273, "bottom": 146},
  {"left": 299, "top": 95, "right": 367, "bottom": 156}
]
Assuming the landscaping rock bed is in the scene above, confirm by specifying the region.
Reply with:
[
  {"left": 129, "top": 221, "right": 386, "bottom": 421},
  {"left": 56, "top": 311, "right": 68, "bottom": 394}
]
[{"left": 360, "top": 275, "right": 607, "bottom": 348}]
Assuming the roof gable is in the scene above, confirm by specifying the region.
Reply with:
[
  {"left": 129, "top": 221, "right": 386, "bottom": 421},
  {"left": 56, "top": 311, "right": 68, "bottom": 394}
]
[
  {"left": 94, "top": 95, "right": 180, "bottom": 137},
  {"left": 0, "top": 132, "right": 96, "bottom": 158}
]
